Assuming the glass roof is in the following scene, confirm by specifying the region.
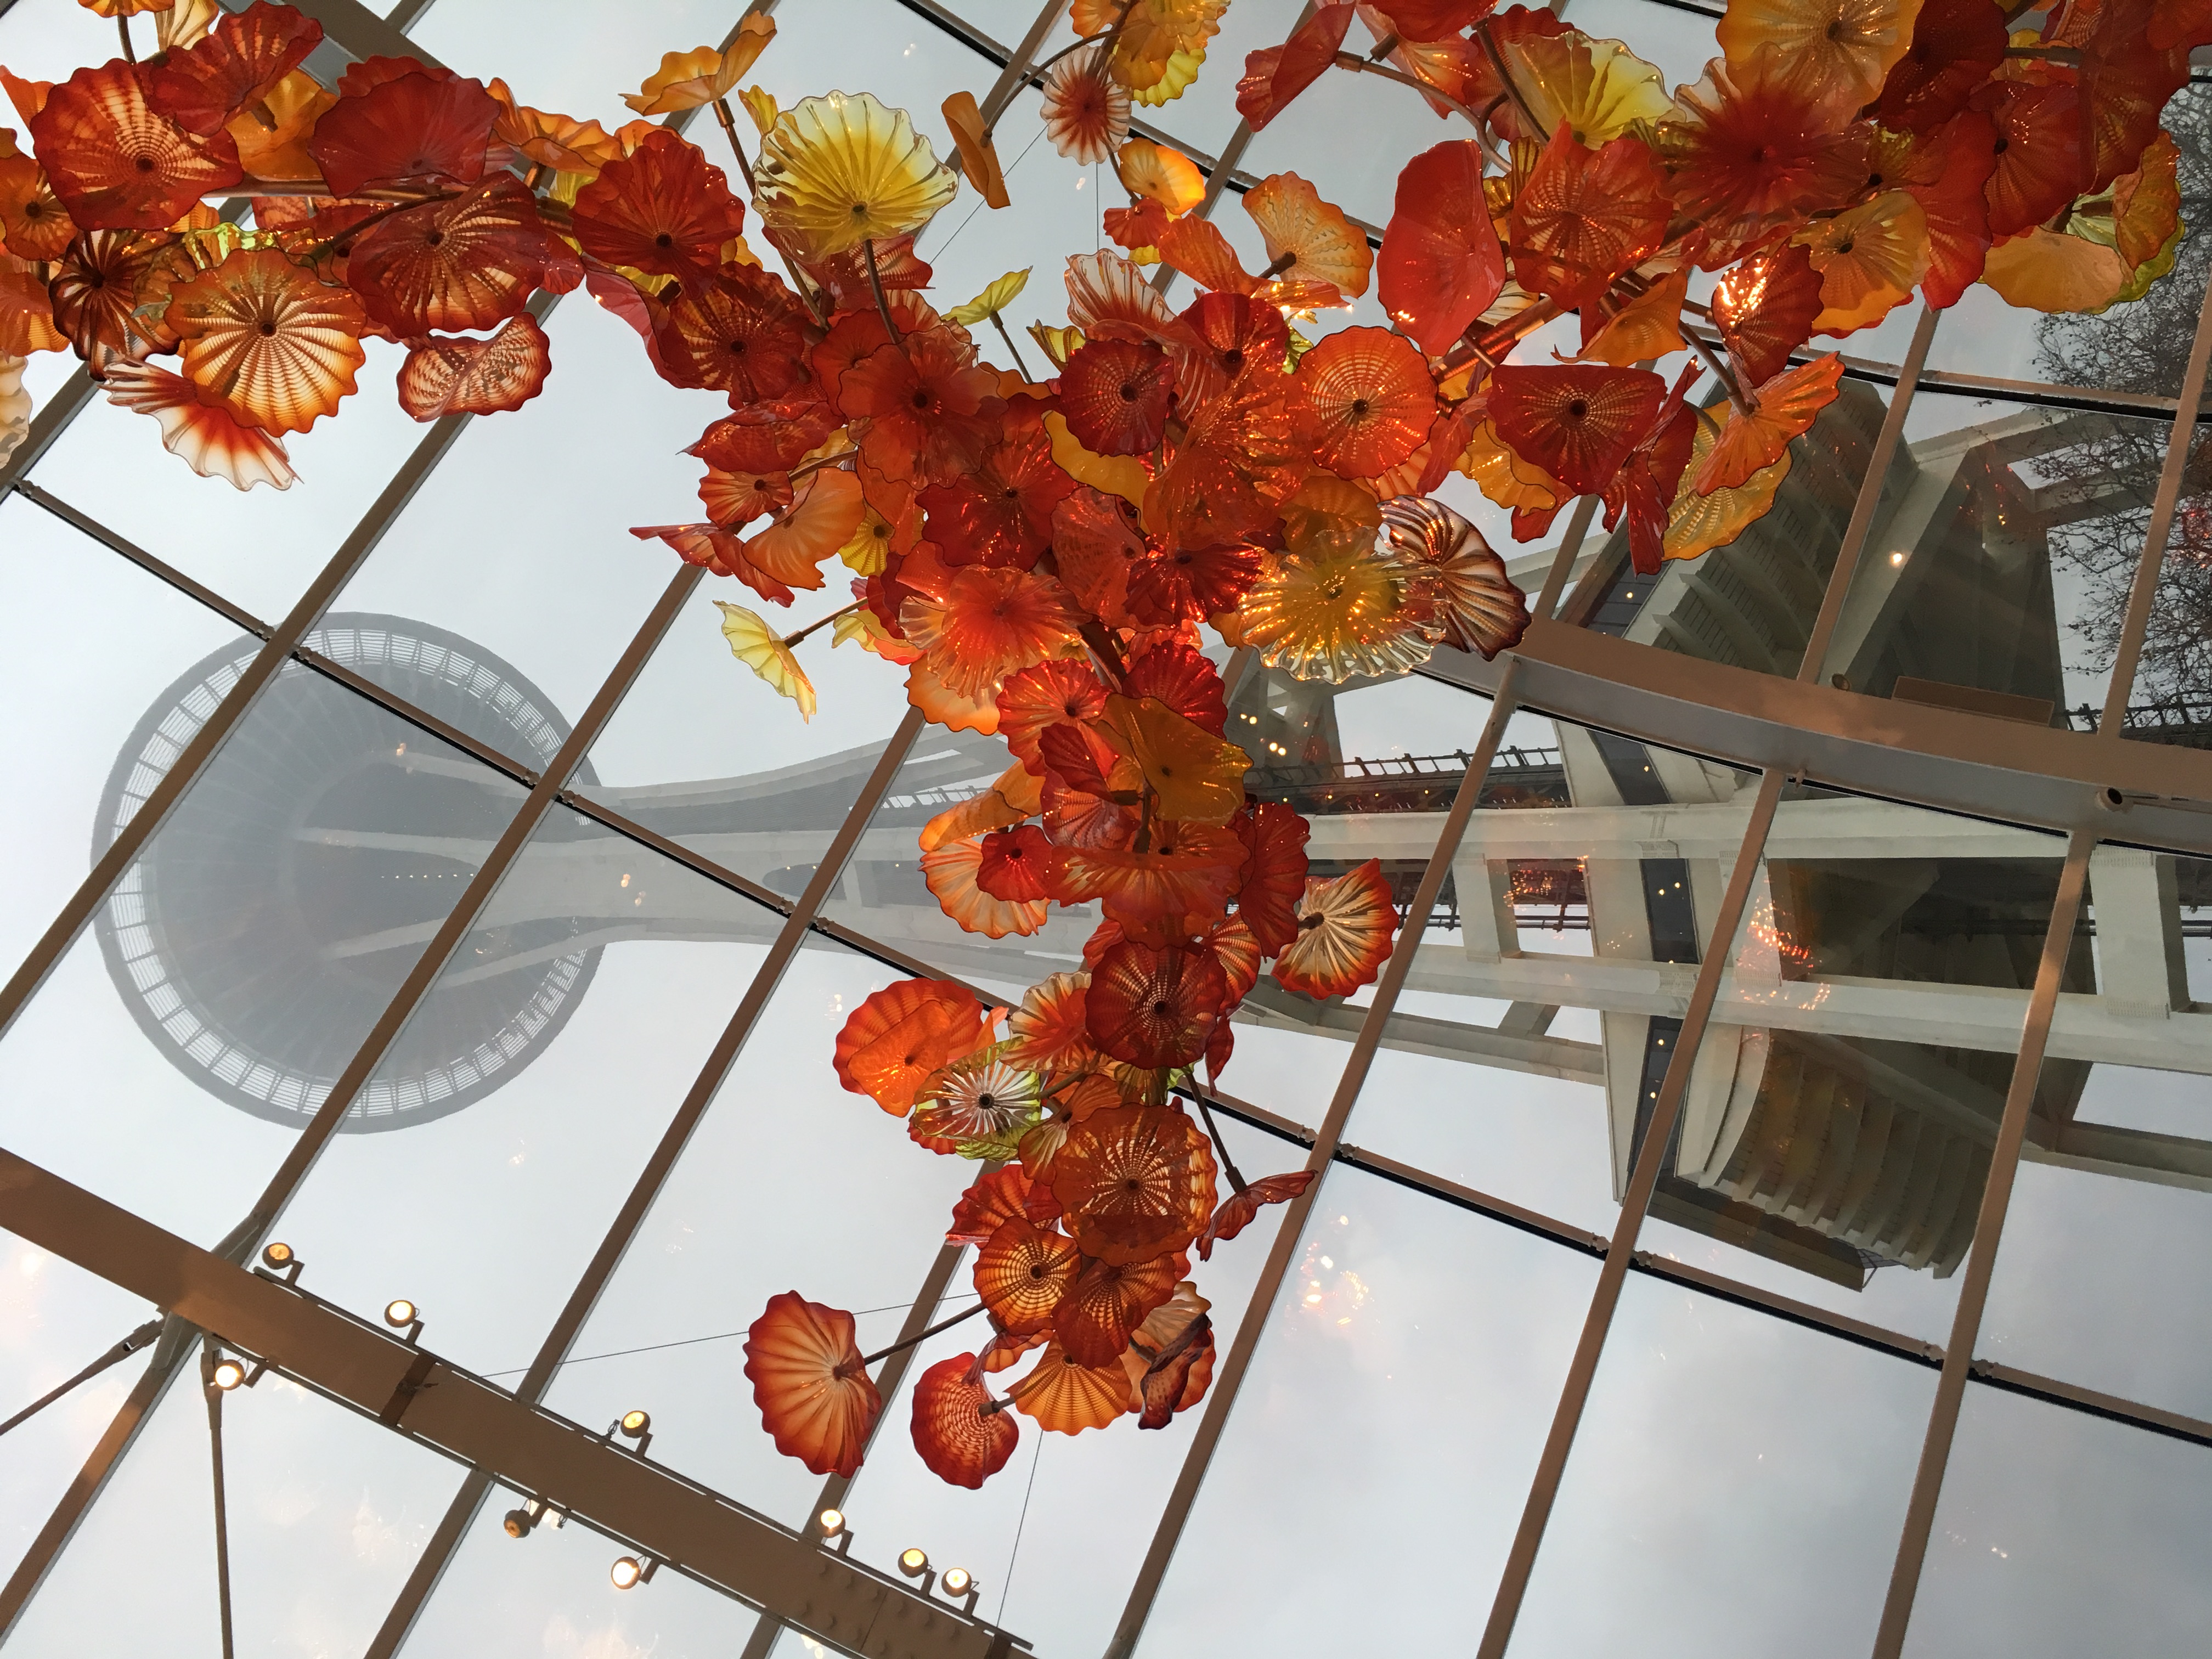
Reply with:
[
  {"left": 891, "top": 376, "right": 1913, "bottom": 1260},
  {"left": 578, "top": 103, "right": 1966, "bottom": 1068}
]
[{"left": 3, "top": 1, "right": 2211, "bottom": 1657}]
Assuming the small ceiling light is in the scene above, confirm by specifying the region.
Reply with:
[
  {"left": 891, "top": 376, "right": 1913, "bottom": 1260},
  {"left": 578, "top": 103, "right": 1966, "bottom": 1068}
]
[
  {"left": 818, "top": 1508, "right": 845, "bottom": 1537},
  {"left": 1889, "top": 549, "right": 1907, "bottom": 566},
  {"left": 940, "top": 1567, "right": 973, "bottom": 1596},
  {"left": 610, "top": 1556, "right": 644, "bottom": 1590},
  {"left": 383, "top": 1300, "right": 416, "bottom": 1327},
  {"left": 262, "top": 1242, "right": 294, "bottom": 1267},
  {"left": 898, "top": 1548, "right": 929, "bottom": 1578},
  {"left": 210, "top": 1357, "right": 246, "bottom": 1391},
  {"left": 503, "top": 1508, "right": 537, "bottom": 1539},
  {"left": 619, "top": 1409, "right": 651, "bottom": 1437}
]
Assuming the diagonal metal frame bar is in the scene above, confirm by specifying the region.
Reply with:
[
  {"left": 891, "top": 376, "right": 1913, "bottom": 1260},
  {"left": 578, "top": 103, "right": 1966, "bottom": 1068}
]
[
  {"left": 362, "top": 707, "right": 929, "bottom": 1658},
  {"left": 0, "top": 1148, "right": 1021, "bottom": 1659}
]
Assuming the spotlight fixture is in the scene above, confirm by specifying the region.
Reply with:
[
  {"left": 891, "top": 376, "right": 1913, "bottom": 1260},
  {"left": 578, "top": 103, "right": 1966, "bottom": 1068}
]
[
  {"left": 258, "top": 1241, "right": 305, "bottom": 1283},
  {"left": 817, "top": 1508, "right": 845, "bottom": 1538},
  {"left": 503, "top": 1507, "right": 537, "bottom": 1539},
  {"left": 210, "top": 1357, "right": 247, "bottom": 1391},
  {"left": 618, "top": 1409, "right": 650, "bottom": 1436},
  {"left": 940, "top": 1567, "right": 973, "bottom": 1596},
  {"left": 610, "top": 1554, "right": 657, "bottom": 1590},
  {"left": 898, "top": 1548, "right": 929, "bottom": 1578},
  {"left": 383, "top": 1300, "right": 424, "bottom": 1342}
]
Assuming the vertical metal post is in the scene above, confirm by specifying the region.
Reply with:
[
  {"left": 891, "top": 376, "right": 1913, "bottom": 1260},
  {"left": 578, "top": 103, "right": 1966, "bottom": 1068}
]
[
  {"left": 361, "top": 708, "right": 927, "bottom": 1659},
  {"left": 1103, "top": 654, "right": 1528, "bottom": 1659},
  {"left": 201, "top": 1336, "right": 235, "bottom": 1659}
]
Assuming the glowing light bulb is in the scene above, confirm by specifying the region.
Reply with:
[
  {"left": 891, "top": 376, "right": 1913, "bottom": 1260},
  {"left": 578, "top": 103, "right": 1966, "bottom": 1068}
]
[
  {"left": 898, "top": 1548, "right": 930, "bottom": 1577},
  {"left": 941, "top": 1567, "right": 973, "bottom": 1596},
  {"left": 383, "top": 1299, "right": 416, "bottom": 1327},
  {"left": 211, "top": 1358, "right": 246, "bottom": 1390},
  {"left": 819, "top": 1508, "right": 845, "bottom": 1536},
  {"left": 610, "top": 1556, "right": 644, "bottom": 1590}
]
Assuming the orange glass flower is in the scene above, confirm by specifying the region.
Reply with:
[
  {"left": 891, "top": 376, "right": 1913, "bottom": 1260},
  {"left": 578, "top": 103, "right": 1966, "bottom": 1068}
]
[
  {"left": 1122, "top": 640, "right": 1227, "bottom": 735},
  {"left": 571, "top": 128, "right": 749, "bottom": 278},
  {"left": 923, "top": 834, "right": 1051, "bottom": 938},
  {"left": 1379, "top": 496, "right": 1532, "bottom": 661},
  {"left": 1054, "top": 1249, "right": 1188, "bottom": 1367},
  {"left": 346, "top": 177, "right": 550, "bottom": 336},
  {"left": 1171, "top": 290, "right": 1290, "bottom": 413},
  {"left": 0, "top": 156, "right": 75, "bottom": 261},
  {"left": 975, "top": 1217, "right": 1082, "bottom": 1333},
  {"left": 917, "top": 401, "right": 1073, "bottom": 568},
  {"left": 1049, "top": 1103, "right": 1218, "bottom": 1265},
  {"left": 1295, "top": 325, "right": 1434, "bottom": 480},
  {"left": 1232, "top": 802, "right": 1311, "bottom": 955},
  {"left": 396, "top": 313, "right": 552, "bottom": 420},
  {"left": 949, "top": 1165, "right": 1048, "bottom": 1245},
  {"left": 148, "top": 0, "right": 323, "bottom": 137},
  {"left": 1271, "top": 859, "right": 1398, "bottom": 1000},
  {"left": 1378, "top": 139, "right": 1503, "bottom": 357},
  {"left": 833, "top": 978, "right": 988, "bottom": 1114},
  {"left": 1244, "top": 172, "right": 1371, "bottom": 297},
  {"left": 1083, "top": 942, "right": 1228, "bottom": 1070},
  {"left": 167, "top": 247, "right": 367, "bottom": 435},
  {"left": 306, "top": 66, "right": 500, "bottom": 196},
  {"left": 656, "top": 265, "right": 821, "bottom": 404},
  {"left": 46, "top": 229, "right": 187, "bottom": 369},
  {"left": 1197, "top": 1170, "right": 1317, "bottom": 1259},
  {"left": 1693, "top": 352, "right": 1844, "bottom": 495},
  {"left": 742, "top": 1292, "right": 882, "bottom": 1479},
  {"left": 1005, "top": 970, "right": 1101, "bottom": 1074},
  {"left": 1060, "top": 337, "right": 1177, "bottom": 458},
  {"left": 1009, "top": 1341, "right": 1133, "bottom": 1434},
  {"left": 1488, "top": 364, "right": 1665, "bottom": 498},
  {"left": 31, "top": 61, "right": 242, "bottom": 229},
  {"left": 103, "top": 358, "right": 295, "bottom": 491},
  {"left": 837, "top": 330, "right": 1001, "bottom": 486},
  {"left": 911, "top": 1353, "right": 1020, "bottom": 1487}
]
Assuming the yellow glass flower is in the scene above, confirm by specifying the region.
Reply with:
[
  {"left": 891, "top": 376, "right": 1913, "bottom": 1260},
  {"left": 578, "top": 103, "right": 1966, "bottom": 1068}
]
[
  {"left": 754, "top": 91, "right": 959, "bottom": 261},
  {"left": 1239, "top": 546, "right": 1437, "bottom": 684},
  {"left": 1244, "top": 173, "right": 1371, "bottom": 298},
  {"left": 1506, "top": 29, "right": 1673, "bottom": 148},
  {"left": 1665, "top": 413, "right": 1792, "bottom": 563},
  {"left": 715, "top": 600, "right": 817, "bottom": 720},
  {"left": 1792, "top": 191, "right": 1928, "bottom": 334},
  {"left": 1716, "top": 0, "right": 1925, "bottom": 106},
  {"left": 1116, "top": 137, "right": 1204, "bottom": 217}
]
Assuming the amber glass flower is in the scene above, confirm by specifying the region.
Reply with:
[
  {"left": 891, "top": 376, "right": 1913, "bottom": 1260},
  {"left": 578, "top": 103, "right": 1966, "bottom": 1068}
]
[
  {"left": 754, "top": 91, "right": 957, "bottom": 261},
  {"left": 167, "top": 247, "right": 367, "bottom": 435}
]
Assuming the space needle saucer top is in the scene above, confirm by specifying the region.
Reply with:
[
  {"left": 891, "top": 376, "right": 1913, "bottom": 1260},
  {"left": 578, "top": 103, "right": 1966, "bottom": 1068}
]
[{"left": 93, "top": 615, "right": 602, "bottom": 1134}]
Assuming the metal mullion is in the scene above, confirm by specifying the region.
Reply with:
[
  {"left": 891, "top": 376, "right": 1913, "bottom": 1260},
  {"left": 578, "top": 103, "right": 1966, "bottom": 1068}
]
[
  {"left": 1867, "top": 832, "right": 2094, "bottom": 1658},
  {"left": 1102, "top": 653, "right": 1532, "bottom": 1658},
  {"left": 0, "top": 370, "right": 97, "bottom": 499},
  {"left": 550, "top": 793, "right": 796, "bottom": 918},
  {"left": 2097, "top": 272, "right": 2212, "bottom": 726},
  {"left": 360, "top": 708, "right": 925, "bottom": 1659},
  {"left": 12, "top": 481, "right": 269, "bottom": 635},
  {"left": 1471, "top": 765, "right": 1785, "bottom": 1658}
]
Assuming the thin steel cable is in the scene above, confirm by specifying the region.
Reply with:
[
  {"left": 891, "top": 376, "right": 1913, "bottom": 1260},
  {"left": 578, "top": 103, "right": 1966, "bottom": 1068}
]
[
  {"left": 995, "top": 1433, "right": 1043, "bottom": 1627},
  {"left": 0, "top": 1322, "right": 162, "bottom": 1438},
  {"left": 476, "top": 1296, "right": 982, "bottom": 1380}
]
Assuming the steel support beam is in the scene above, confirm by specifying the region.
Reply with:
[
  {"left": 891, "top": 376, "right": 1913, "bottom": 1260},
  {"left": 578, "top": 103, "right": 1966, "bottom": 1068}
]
[{"left": 0, "top": 1149, "right": 1022, "bottom": 1659}]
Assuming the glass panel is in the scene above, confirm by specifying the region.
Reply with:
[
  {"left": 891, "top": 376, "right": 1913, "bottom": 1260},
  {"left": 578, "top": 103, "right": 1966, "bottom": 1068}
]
[
  {"left": 1560, "top": 371, "right": 1911, "bottom": 682},
  {"left": 27, "top": 349, "right": 433, "bottom": 627},
  {"left": 271, "top": 817, "right": 785, "bottom": 1378},
  {"left": 7, "top": 1361, "right": 463, "bottom": 1659},
  {"left": 1809, "top": 395, "right": 2169, "bottom": 723},
  {"left": 0, "top": 657, "right": 523, "bottom": 1244},
  {"left": 1901, "top": 1384, "right": 2212, "bottom": 1657},
  {"left": 325, "top": 298, "right": 721, "bottom": 744},
  {"left": 537, "top": 937, "right": 975, "bottom": 1528},
  {"left": 0, "top": 1239, "right": 156, "bottom": 1569},
  {"left": 0, "top": 494, "right": 245, "bottom": 974},
  {"left": 1137, "top": 1164, "right": 1601, "bottom": 1652},
  {"left": 409, "top": 0, "right": 754, "bottom": 129},
  {"left": 1344, "top": 704, "right": 1745, "bottom": 1234},
  {"left": 1642, "top": 789, "right": 2069, "bottom": 1342},
  {"left": 392, "top": 1479, "right": 764, "bottom": 1659},
  {"left": 831, "top": 1107, "right": 1287, "bottom": 1658},
  {"left": 1971, "top": 848, "right": 2212, "bottom": 1420},
  {"left": 568, "top": 577, "right": 915, "bottom": 887},
  {"left": 1510, "top": 1271, "right": 1936, "bottom": 1657}
]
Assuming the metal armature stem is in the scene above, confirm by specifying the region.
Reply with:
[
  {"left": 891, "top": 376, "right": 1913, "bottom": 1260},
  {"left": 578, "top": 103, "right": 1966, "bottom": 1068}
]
[
  {"left": 1104, "top": 651, "right": 1532, "bottom": 1659},
  {"left": 201, "top": 1338, "right": 235, "bottom": 1659},
  {"left": 990, "top": 311, "right": 1036, "bottom": 382},
  {"left": 1867, "top": 831, "right": 2093, "bottom": 1658},
  {"left": 1475, "top": 20, "right": 1548, "bottom": 143},
  {"left": 863, "top": 238, "right": 905, "bottom": 347},
  {"left": 0, "top": 1321, "right": 162, "bottom": 1438},
  {"left": 365, "top": 709, "right": 927, "bottom": 1659}
]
